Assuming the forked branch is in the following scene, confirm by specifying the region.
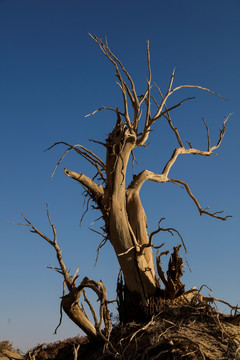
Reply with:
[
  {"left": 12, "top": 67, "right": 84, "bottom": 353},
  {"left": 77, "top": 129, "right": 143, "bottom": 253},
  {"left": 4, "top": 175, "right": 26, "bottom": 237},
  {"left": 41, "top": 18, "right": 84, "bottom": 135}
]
[
  {"left": 16, "top": 206, "right": 113, "bottom": 341},
  {"left": 161, "top": 114, "right": 231, "bottom": 178},
  {"left": 46, "top": 141, "right": 106, "bottom": 182},
  {"left": 137, "top": 70, "right": 227, "bottom": 146},
  {"left": 78, "top": 277, "right": 111, "bottom": 334},
  {"left": 168, "top": 178, "right": 231, "bottom": 220},
  {"left": 46, "top": 141, "right": 105, "bottom": 168},
  {"left": 141, "top": 218, "right": 187, "bottom": 254},
  {"left": 89, "top": 34, "right": 137, "bottom": 131},
  {"left": 19, "top": 204, "right": 73, "bottom": 291},
  {"left": 129, "top": 112, "right": 231, "bottom": 221}
]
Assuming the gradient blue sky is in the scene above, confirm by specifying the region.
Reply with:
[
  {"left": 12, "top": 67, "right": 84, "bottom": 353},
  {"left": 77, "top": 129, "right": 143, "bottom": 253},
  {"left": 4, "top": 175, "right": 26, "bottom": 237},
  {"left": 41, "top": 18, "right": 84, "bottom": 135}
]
[{"left": 1, "top": 0, "right": 240, "bottom": 352}]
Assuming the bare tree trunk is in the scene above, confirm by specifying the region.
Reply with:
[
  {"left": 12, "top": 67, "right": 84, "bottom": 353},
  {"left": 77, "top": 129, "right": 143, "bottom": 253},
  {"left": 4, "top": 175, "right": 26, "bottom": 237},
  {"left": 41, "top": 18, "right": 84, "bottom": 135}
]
[
  {"left": 105, "top": 122, "right": 158, "bottom": 308},
  {"left": 21, "top": 35, "right": 231, "bottom": 338}
]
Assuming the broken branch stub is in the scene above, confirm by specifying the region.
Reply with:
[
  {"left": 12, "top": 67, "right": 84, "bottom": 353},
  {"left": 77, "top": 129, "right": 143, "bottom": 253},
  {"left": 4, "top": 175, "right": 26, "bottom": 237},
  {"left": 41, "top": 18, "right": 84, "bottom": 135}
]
[{"left": 156, "top": 245, "right": 185, "bottom": 300}]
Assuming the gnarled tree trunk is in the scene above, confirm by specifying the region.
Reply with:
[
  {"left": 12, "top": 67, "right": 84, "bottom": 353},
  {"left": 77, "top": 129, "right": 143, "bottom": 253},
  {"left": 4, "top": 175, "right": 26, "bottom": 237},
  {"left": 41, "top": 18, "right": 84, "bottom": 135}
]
[
  {"left": 62, "top": 35, "right": 229, "bottom": 326},
  {"left": 21, "top": 34, "right": 230, "bottom": 339}
]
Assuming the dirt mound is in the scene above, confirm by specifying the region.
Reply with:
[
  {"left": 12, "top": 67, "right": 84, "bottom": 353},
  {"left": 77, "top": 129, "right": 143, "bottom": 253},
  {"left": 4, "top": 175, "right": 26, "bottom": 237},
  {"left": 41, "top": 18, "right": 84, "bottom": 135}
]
[{"left": 24, "top": 301, "right": 240, "bottom": 360}]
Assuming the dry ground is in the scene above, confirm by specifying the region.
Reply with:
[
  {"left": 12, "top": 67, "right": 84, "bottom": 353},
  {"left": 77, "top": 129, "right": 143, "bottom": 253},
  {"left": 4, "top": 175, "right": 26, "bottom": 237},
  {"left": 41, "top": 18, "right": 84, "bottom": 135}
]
[{"left": 4, "top": 299, "right": 239, "bottom": 360}]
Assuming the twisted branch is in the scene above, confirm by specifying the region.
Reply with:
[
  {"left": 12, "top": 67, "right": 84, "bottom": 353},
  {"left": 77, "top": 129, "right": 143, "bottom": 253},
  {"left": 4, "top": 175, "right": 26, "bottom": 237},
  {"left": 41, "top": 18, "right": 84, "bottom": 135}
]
[
  {"left": 141, "top": 218, "right": 187, "bottom": 254},
  {"left": 16, "top": 206, "right": 112, "bottom": 340},
  {"left": 168, "top": 178, "right": 231, "bottom": 220}
]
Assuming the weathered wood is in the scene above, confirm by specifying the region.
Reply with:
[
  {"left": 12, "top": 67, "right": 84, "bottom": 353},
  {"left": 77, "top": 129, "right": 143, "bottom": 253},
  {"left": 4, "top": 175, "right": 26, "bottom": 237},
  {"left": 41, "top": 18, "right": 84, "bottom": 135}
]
[{"left": 19, "top": 35, "right": 230, "bottom": 340}]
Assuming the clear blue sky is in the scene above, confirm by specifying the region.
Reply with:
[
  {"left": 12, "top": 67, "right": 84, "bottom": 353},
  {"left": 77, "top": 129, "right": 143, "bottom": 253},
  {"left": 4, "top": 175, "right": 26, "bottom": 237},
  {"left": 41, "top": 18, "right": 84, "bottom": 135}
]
[{"left": 1, "top": 0, "right": 239, "bottom": 352}]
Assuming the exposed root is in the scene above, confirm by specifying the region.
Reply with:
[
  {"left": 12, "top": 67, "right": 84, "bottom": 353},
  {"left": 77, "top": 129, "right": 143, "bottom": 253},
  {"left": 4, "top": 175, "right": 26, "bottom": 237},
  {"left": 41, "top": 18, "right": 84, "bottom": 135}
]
[
  {"left": 113, "top": 298, "right": 240, "bottom": 360},
  {"left": 25, "top": 298, "right": 240, "bottom": 360}
]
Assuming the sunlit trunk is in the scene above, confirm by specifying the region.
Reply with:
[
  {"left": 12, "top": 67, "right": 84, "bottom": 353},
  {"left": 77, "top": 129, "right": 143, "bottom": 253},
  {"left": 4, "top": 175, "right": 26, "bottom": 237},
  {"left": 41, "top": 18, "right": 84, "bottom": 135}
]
[{"left": 105, "top": 123, "right": 158, "bottom": 312}]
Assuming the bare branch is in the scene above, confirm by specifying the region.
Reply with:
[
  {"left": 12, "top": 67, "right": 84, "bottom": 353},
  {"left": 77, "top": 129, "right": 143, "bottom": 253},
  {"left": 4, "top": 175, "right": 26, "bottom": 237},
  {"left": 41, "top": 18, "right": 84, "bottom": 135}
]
[
  {"left": 171, "top": 84, "right": 227, "bottom": 100},
  {"left": 72, "top": 267, "right": 79, "bottom": 287},
  {"left": 156, "top": 250, "right": 169, "bottom": 286},
  {"left": 129, "top": 114, "right": 230, "bottom": 220},
  {"left": 118, "top": 214, "right": 186, "bottom": 262},
  {"left": 94, "top": 238, "right": 108, "bottom": 267},
  {"left": 118, "top": 245, "right": 138, "bottom": 257},
  {"left": 158, "top": 221, "right": 188, "bottom": 255},
  {"left": 162, "top": 148, "right": 182, "bottom": 178},
  {"left": 116, "top": 81, "right": 132, "bottom": 129},
  {"left": 151, "top": 68, "right": 176, "bottom": 122},
  {"left": 210, "top": 113, "right": 231, "bottom": 151},
  {"left": 94, "top": 163, "right": 107, "bottom": 184},
  {"left": 154, "top": 82, "right": 185, "bottom": 147},
  {"left": 88, "top": 139, "right": 106, "bottom": 147},
  {"left": 140, "top": 218, "right": 188, "bottom": 260},
  {"left": 64, "top": 169, "right": 104, "bottom": 199},
  {"left": 19, "top": 207, "right": 73, "bottom": 290},
  {"left": 83, "top": 289, "right": 99, "bottom": 328},
  {"left": 54, "top": 282, "right": 66, "bottom": 335},
  {"left": 129, "top": 141, "right": 231, "bottom": 221},
  {"left": 105, "top": 37, "right": 139, "bottom": 106},
  {"left": 161, "top": 114, "right": 231, "bottom": 177},
  {"left": 168, "top": 178, "right": 231, "bottom": 220},
  {"left": 20, "top": 211, "right": 54, "bottom": 246},
  {"left": 46, "top": 141, "right": 106, "bottom": 172},
  {"left": 46, "top": 203, "right": 57, "bottom": 244},
  {"left": 47, "top": 266, "right": 63, "bottom": 275},
  {"left": 73, "top": 344, "right": 80, "bottom": 360},
  {"left": 117, "top": 221, "right": 141, "bottom": 257},
  {"left": 80, "top": 195, "right": 91, "bottom": 226},
  {"left": 85, "top": 106, "right": 123, "bottom": 118},
  {"left": 202, "top": 117, "right": 210, "bottom": 151},
  {"left": 89, "top": 227, "right": 109, "bottom": 266},
  {"left": 150, "top": 94, "right": 160, "bottom": 109},
  {"left": 17, "top": 207, "right": 113, "bottom": 341},
  {"left": 153, "top": 95, "right": 196, "bottom": 122},
  {"left": 102, "top": 35, "right": 141, "bottom": 126},
  {"left": 128, "top": 170, "right": 167, "bottom": 192},
  {"left": 136, "top": 69, "right": 178, "bottom": 146},
  {"left": 78, "top": 277, "right": 111, "bottom": 333},
  {"left": 186, "top": 140, "right": 193, "bottom": 149},
  {"left": 144, "top": 41, "right": 152, "bottom": 131},
  {"left": 137, "top": 68, "right": 227, "bottom": 148},
  {"left": 89, "top": 227, "right": 106, "bottom": 238},
  {"left": 141, "top": 221, "right": 165, "bottom": 252},
  {"left": 50, "top": 148, "right": 71, "bottom": 181},
  {"left": 89, "top": 34, "right": 134, "bottom": 131}
]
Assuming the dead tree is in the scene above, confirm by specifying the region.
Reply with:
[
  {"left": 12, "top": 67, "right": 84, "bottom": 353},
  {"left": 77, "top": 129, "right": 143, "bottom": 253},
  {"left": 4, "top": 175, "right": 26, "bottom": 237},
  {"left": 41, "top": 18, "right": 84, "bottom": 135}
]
[{"left": 20, "top": 35, "right": 230, "bottom": 339}]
